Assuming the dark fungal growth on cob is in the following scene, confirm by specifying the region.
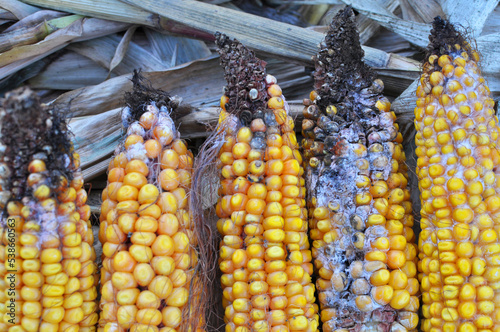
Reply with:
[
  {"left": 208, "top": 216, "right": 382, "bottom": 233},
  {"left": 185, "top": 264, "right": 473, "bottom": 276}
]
[
  {"left": 123, "top": 70, "right": 175, "bottom": 129},
  {"left": 416, "top": 17, "right": 500, "bottom": 332},
  {"left": 215, "top": 32, "right": 268, "bottom": 126},
  {"left": 0, "top": 88, "right": 74, "bottom": 200},
  {"left": 312, "top": 7, "right": 375, "bottom": 112},
  {"left": 0, "top": 87, "right": 98, "bottom": 332},
  {"left": 424, "top": 16, "right": 472, "bottom": 64},
  {"left": 303, "top": 7, "right": 419, "bottom": 332}
]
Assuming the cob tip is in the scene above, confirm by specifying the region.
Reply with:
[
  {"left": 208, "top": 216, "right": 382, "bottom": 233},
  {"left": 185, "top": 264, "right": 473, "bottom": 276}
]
[
  {"left": 313, "top": 6, "right": 375, "bottom": 110},
  {"left": 215, "top": 32, "right": 268, "bottom": 124},
  {"left": 425, "top": 16, "right": 478, "bottom": 72},
  {"left": 0, "top": 87, "right": 75, "bottom": 199},
  {"left": 122, "top": 70, "right": 179, "bottom": 130}
]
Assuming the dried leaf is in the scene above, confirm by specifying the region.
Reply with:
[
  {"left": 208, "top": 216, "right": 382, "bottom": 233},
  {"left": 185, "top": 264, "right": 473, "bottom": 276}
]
[
  {"left": 23, "top": 0, "right": 212, "bottom": 38},
  {"left": 0, "top": 21, "right": 50, "bottom": 53},
  {"left": 302, "top": 4, "right": 331, "bottom": 25},
  {"left": 0, "top": 55, "right": 52, "bottom": 93},
  {"left": 0, "top": 17, "right": 129, "bottom": 80},
  {"left": 0, "top": 51, "right": 57, "bottom": 82},
  {"left": 82, "top": 158, "right": 111, "bottom": 181},
  {"left": 69, "top": 107, "right": 122, "bottom": 170},
  {"left": 71, "top": 17, "right": 130, "bottom": 42},
  {"left": 169, "top": 43, "right": 177, "bottom": 67},
  {"left": 144, "top": 29, "right": 211, "bottom": 66},
  {"left": 0, "top": 14, "right": 81, "bottom": 53},
  {"left": 476, "top": 33, "right": 500, "bottom": 77},
  {"left": 438, "top": 0, "right": 499, "bottom": 35},
  {"left": 108, "top": 25, "right": 138, "bottom": 75},
  {"left": 29, "top": 52, "right": 110, "bottom": 90},
  {"left": 365, "top": 28, "right": 413, "bottom": 55},
  {"left": 342, "top": 0, "right": 431, "bottom": 47},
  {"left": 0, "top": 8, "right": 17, "bottom": 20},
  {"left": 360, "top": 0, "right": 399, "bottom": 43},
  {"left": 399, "top": 0, "right": 444, "bottom": 23},
  {"left": 23, "top": 0, "right": 157, "bottom": 26},
  {"left": 0, "top": 19, "right": 81, "bottom": 67},
  {"left": 0, "top": 0, "right": 39, "bottom": 20},
  {"left": 391, "top": 79, "right": 419, "bottom": 124},
  {"left": 4, "top": 9, "right": 64, "bottom": 32},
  {"left": 482, "top": 5, "right": 500, "bottom": 36},
  {"left": 68, "top": 34, "right": 167, "bottom": 75}
]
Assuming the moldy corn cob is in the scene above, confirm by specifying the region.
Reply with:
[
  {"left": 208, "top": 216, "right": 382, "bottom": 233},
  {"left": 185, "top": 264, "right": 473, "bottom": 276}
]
[
  {"left": 214, "top": 33, "right": 319, "bottom": 332},
  {"left": 301, "top": 8, "right": 419, "bottom": 332},
  {"left": 98, "top": 74, "right": 204, "bottom": 332},
  {"left": 0, "top": 87, "right": 98, "bottom": 332},
  {"left": 415, "top": 18, "right": 500, "bottom": 332}
]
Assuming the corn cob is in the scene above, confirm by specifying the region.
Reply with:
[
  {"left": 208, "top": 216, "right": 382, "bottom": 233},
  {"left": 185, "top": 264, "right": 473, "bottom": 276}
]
[
  {"left": 0, "top": 87, "right": 98, "bottom": 332},
  {"left": 98, "top": 74, "right": 204, "bottom": 332},
  {"left": 214, "top": 33, "right": 319, "bottom": 332},
  {"left": 301, "top": 8, "right": 419, "bottom": 332},
  {"left": 415, "top": 18, "right": 500, "bottom": 332}
]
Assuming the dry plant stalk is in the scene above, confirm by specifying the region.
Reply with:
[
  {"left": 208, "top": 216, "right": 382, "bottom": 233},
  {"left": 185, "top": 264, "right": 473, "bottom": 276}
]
[
  {"left": 301, "top": 8, "right": 419, "bottom": 332},
  {"left": 213, "top": 33, "right": 319, "bottom": 332},
  {"left": 415, "top": 18, "right": 500, "bottom": 332},
  {"left": 97, "top": 72, "right": 207, "bottom": 332},
  {"left": 0, "top": 87, "right": 98, "bottom": 332}
]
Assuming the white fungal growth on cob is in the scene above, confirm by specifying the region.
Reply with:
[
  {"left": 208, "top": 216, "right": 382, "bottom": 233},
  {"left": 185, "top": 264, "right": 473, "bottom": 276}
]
[
  {"left": 415, "top": 17, "right": 500, "bottom": 332},
  {"left": 302, "top": 7, "right": 419, "bottom": 332},
  {"left": 98, "top": 74, "right": 204, "bottom": 332}
]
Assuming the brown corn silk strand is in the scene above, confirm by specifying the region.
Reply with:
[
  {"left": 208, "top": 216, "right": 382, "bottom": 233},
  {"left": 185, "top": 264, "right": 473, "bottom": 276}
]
[
  {"left": 191, "top": 125, "right": 226, "bottom": 331},
  {"left": 416, "top": 17, "right": 500, "bottom": 332},
  {"left": 214, "top": 33, "right": 319, "bottom": 332},
  {"left": 301, "top": 7, "right": 419, "bottom": 332},
  {"left": 0, "top": 87, "right": 98, "bottom": 332},
  {"left": 97, "top": 72, "right": 207, "bottom": 332}
]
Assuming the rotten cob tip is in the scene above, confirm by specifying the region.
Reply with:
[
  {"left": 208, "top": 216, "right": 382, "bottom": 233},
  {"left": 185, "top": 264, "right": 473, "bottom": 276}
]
[
  {"left": 213, "top": 34, "right": 319, "bottom": 332},
  {"left": 312, "top": 6, "right": 376, "bottom": 111},
  {"left": 215, "top": 32, "right": 283, "bottom": 127},
  {"left": 0, "top": 88, "right": 75, "bottom": 201},
  {"left": 0, "top": 87, "right": 98, "bottom": 332},
  {"left": 303, "top": 7, "right": 393, "bottom": 168},
  {"left": 303, "top": 7, "right": 418, "bottom": 332},
  {"left": 98, "top": 72, "right": 208, "bottom": 332},
  {"left": 122, "top": 70, "right": 175, "bottom": 130},
  {"left": 425, "top": 17, "right": 474, "bottom": 66},
  {"left": 415, "top": 18, "right": 499, "bottom": 332}
]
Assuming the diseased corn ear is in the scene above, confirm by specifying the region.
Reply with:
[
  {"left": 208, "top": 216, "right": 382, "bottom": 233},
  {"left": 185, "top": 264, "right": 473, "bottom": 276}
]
[
  {"left": 0, "top": 87, "right": 99, "bottom": 332},
  {"left": 98, "top": 72, "right": 205, "bottom": 332},
  {"left": 302, "top": 7, "right": 419, "bottom": 332},
  {"left": 416, "top": 17, "right": 500, "bottom": 332},
  {"left": 215, "top": 33, "right": 319, "bottom": 332}
]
